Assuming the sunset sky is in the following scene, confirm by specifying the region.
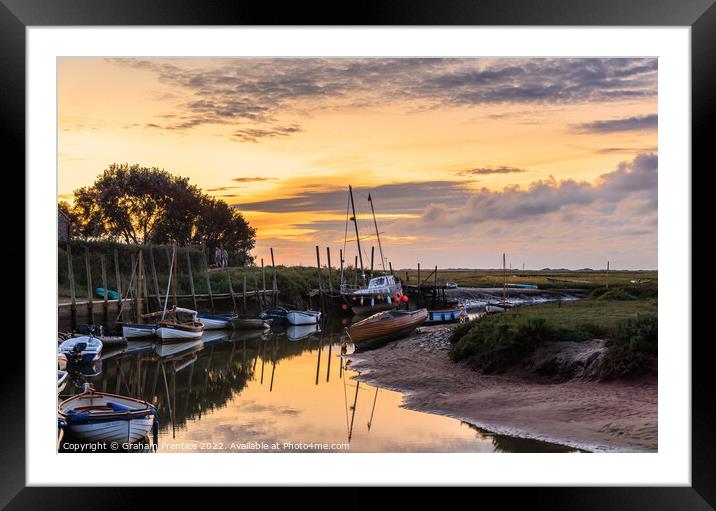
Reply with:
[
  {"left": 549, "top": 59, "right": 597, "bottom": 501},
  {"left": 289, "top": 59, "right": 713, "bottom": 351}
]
[{"left": 58, "top": 58, "right": 657, "bottom": 269}]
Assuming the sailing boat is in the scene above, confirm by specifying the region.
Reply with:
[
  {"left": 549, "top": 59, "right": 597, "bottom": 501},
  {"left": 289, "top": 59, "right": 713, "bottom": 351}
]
[
  {"left": 118, "top": 250, "right": 157, "bottom": 338},
  {"left": 154, "top": 244, "right": 204, "bottom": 341},
  {"left": 340, "top": 186, "right": 404, "bottom": 315},
  {"left": 485, "top": 253, "right": 514, "bottom": 313}
]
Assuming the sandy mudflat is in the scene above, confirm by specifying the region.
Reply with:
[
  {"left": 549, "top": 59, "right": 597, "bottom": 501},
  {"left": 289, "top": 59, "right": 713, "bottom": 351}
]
[{"left": 347, "top": 325, "right": 657, "bottom": 453}]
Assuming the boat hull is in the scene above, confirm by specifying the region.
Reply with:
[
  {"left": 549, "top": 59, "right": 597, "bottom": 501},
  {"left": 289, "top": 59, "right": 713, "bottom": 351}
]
[
  {"left": 287, "top": 311, "right": 321, "bottom": 325},
  {"left": 350, "top": 301, "right": 398, "bottom": 316},
  {"left": 232, "top": 318, "right": 271, "bottom": 330},
  {"left": 59, "top": 390, "right": 157, "bottom": 445},
  {"left": 424, "top": 307, "right": 466, "bottom": 325},
  {"left": 121, "top": 324, "right": 156, "bottom": 338},
  {"left": 348, "top": 308, "right": 428, "bottom": 351},
  {"left": 485, "top": 303, "right": 514, "bottom": 313},
  {"left": 58, "top": 337, "right": 103, "bottom": 365},
  {"left": 198, "top": 314, "right": 236, "bottom": 330},
  {"left": 154, "top": 325, "right": 203, "bottom": 341}
]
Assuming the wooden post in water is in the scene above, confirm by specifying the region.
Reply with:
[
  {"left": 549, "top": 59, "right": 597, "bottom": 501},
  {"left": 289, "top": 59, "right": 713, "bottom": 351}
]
[
  {"left": 142, "top": 253, "right": 151, "bottom": 314},
  {"left": 171, "top": 244, "right": 178, "bottom": 309},
  {"left": 254, "top": 274, "right": 261, "bottom": 311},
  {"left": 315, "top": 246, "right": 324, "bottom": 311},
  {"left": 85, "top": 246, "right": 94, "bottom": 323},
  {"left": 261, "top": 258, "right": 267, "bottom": 308},
  {"left": 201, "top": 245, "right": 215, "bottom": 313},
  {"left": 339, "top": 249, "right": 344, "bottom": 289},
  {"left": 270, "top": 248, "right": 277, "bottom": 307},
  {"left": 135, "top": 250, "right": 144, "bottom": 320},
  {"left": 100, "top": 254, "right": 109, "bottom": 321},
  {"left": 417, "top": 263, "right": 421, "bottom": 307},
  {"left": 113, "top": 248, "right": 122, "bottom": 312},
  {"left": 67, "top": 244, "right": 77, "bottom": 329},
  {"left": 149, "top": 246, "right": 162, "bottom": 311},
  {"left": 185, "top": 248, "right": 198, "bottom": 311},
  {"left": 242, "top": 275, "right": 247, "bottom": 314},
  {"left": 369, "top": 246, "right": 375, "bottom": 279},
  {"left": 226, "top": 266, "right": 238, "bottom": 313},
  {"left": 326, "top": 247, "right": 334, "bottom": 295}
]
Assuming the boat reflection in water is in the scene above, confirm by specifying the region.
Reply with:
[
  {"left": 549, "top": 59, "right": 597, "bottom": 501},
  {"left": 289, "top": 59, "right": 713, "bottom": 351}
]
[{"left": 59, "top": 320, "right": 577, "bottom": 453}]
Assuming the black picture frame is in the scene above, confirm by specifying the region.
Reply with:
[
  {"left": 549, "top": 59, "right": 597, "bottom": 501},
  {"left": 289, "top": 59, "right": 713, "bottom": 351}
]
[{"left": 4, "top": 0, "right": 711, "bottom": 507}]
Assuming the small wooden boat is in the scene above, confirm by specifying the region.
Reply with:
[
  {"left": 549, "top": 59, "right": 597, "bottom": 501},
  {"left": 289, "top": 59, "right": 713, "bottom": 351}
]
[
  {"left": 58, "top": 336, "right": 103, "bottom": 365},
  {"left": 232, "top": 317, "right": 271, "bottom": 330},
  {"left": 198, "top": 313, "right": 238, "bottom": 330},
  {"left": 424, "top": 306, "right": 466, "bottom": 325},
  {"left": 287, "top": 310, "right": 322, "bottom": 325},
  {"left": 485, "top": 301, "right": 514, "bottom": 313},
  {"left": 57, "top": 370, "right": 69, "bottom": 394},
  {"left": 348, "top": 308, "right": 428, "bottom": 351},
  {"left": 119, "top": 323, "right": 157, "bottom": 339},
  {"left": 286, "top": 324, "right": 320, "bottom": 341},
  {"left": 259, "top": 307, "right": 289, "bottom": 324},
  {"left": 153, "top": 307, "right": 204, "bottom": 341},
  {"left": 59, "top": 384, "right": 158, "bottom": 445}
]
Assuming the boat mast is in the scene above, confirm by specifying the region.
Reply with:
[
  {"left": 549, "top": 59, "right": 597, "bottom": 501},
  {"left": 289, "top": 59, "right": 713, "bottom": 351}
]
[
  {"left": 349, "top": 185, "right": 365, "bottom": 280},
  {"left": 502, "top": 253, "right": 506, "bottom": 302},
  {"left": 171, "top": 243, "right": 178, "bottom": 308},
  {"left": 368, "top": 194, "right": 386, "bottom": 273}
]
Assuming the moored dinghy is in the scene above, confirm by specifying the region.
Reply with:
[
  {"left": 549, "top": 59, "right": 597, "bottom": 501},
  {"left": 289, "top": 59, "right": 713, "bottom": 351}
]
[
  {"left": 198, "top": 313, "right": 238, "bottom": 330},
  {"left": 58, "top": 336, "right": 103, "bottom": 365},
  {"left": 258, "top": 307, "right": 288, "bottom": 325},
  {"left": 59, "top": 384, "right": 158, "bottom": 445},
  {"left": 231, "top": 317, "right": 271, "bottom": 330},
  {"left": 287, "top": 310, "right": 321, "bottom": 325},
  {"left": 424, "top": 306, "right": 466, "bottom": 325},
  {"left": 120, "top": 323, "right": 156, "bottom": 339},
  {"left": 153, "top": 306, "right": 204, "bottom": 341},
  {"left": 348, "top": 308, "right": 428, "bottom": 351}
]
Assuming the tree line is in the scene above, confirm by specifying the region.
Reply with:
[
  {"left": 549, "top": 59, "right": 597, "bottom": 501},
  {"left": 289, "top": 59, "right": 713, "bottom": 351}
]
[{"left": 58, "top": 164, "right": 256, "bottom": 265}]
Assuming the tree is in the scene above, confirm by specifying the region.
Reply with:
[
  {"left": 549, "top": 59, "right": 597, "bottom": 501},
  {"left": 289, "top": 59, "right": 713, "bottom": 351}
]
[{"left": 65, "top": 164, "right": 256, "bottom": 263}]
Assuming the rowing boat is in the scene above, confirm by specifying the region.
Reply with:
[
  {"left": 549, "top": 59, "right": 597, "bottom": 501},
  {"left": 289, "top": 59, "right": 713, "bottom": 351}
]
[
  {"left": 287, "top": 310, "right": 321, "bottom": 325},
  {"left": 348, "top": 308, "right": 428, "bottom": 351}
]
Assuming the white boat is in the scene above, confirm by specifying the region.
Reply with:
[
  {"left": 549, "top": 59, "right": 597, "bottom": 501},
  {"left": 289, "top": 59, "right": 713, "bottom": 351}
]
[
  {"left": 154, "top": 307, "right": 204, "bottom": 341},
  {"left": 120, "top": 323, "right": 156, "bottom": 338},
  {"left": 57, "top": 370, "right": 69, "bottom": 394},
  {"left": 59, "top": 385, "right": 158, "bottom": 445},
  {"left": 286, "top": 324, "right": 320, "bottom": 341},
  {"left": 485, "top": 302, "right": 514, "bottom": 313},
  {"left": 446, "top": 281, "right": 459, "bottom": 289},
  {"left": 58, "top": 336, "right": 103, "bottom": 365},
  {"left": 287, "top": 310, "right": 322, "bottom": 325},
  {"left": 57, "top": 352, "right": 67, "bottom": 371},
  {"left": 342, "top": 274, "right": 403, "bottom": 315},
  {"left": 197, "top": 313, "right": 237, "bottom": 330}
]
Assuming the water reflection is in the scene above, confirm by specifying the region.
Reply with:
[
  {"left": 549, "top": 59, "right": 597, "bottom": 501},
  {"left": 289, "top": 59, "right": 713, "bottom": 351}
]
[{"left": 60, "top": 323, "right": 577, "bottom": 453}]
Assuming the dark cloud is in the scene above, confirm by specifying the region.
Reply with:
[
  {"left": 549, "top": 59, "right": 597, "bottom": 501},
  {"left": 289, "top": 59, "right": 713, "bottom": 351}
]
[
  {"left": 573, "top": 114, "right": 657, "bottom": 134},
  {"left": 236, "top": 180, "right": 473, "bottom": 214},
  {"left": 231, "top": 177, "right": 277, "bottom": 183},
  {"left": 110, "top": 58, "right": 657, "bottom": 141},
  {"left": 421, "top": 153, "right": 657, "bottom": 226},
  {"left": 456, "top": 166, "right": 528, "bottom": 176}
]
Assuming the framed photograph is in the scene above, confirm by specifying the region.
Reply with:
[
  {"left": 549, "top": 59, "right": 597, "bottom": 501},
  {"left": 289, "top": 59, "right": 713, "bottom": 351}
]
[{"left": 6, "top": 0, "right": 711, "bottom": 505}]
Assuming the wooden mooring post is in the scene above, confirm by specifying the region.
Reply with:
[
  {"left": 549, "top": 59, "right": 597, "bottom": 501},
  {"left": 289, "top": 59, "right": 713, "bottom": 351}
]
[
  {"left": 149, "top": 246, "right": 162, "bottom": 310},
  {"left": 67, "top": 243, "right": 77, "bottom": 329},
  {"left": 113, "top": 248, "right": 122, "bottom": 308},
  {"left": 261, "top": 258, "right": 267, "bottom": 308},
  {"left": 100, "top": 254, "right": 109, "bottom": 321},
  {"left": 270, "top": 248, "right": 277, "bottom": 307},
  {"left": 225, "top": 266, "right": 238, "bottom": 313},
  {"left": 185, "top": 248, "right": 198, "bottom": 311},
  {"left": 201, "top": 245, "right": 216, "bottom": 313},
  {"left": 326, "top": 247, "right": 333, "bottom": 295},
  {"left": 315, "top": 246, "right": 324, "bottom": 311},
  {"left": 84, "top": 246, "right": 94, "bottom": 323}
]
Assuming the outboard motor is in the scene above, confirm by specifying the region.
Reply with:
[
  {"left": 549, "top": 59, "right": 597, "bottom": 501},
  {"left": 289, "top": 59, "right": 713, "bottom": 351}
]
[{"left": 69, "top": 342, "right": 88, "bottom": 364}]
